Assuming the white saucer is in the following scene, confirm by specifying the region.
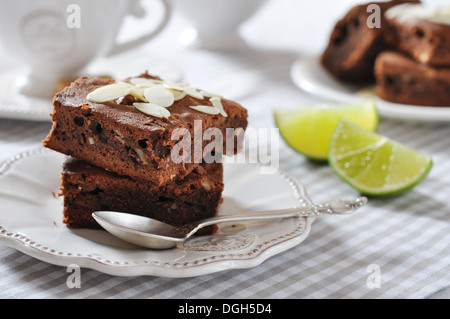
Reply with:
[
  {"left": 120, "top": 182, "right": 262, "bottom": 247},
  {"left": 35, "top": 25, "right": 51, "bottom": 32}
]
[
  {"left": 290, "top": 56, "right": 450, "bottom": 122},
  {"left": 0, "top": 69, "right": 52, "bottom": 122},
  {"left": 0, "top": 50, "right": 183, "bottom": 122}
]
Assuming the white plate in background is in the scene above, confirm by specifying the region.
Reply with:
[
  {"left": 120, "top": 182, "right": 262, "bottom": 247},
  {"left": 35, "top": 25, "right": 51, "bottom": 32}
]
[{"left": 290, "top": 56, "right": 450, "bottom": 122}]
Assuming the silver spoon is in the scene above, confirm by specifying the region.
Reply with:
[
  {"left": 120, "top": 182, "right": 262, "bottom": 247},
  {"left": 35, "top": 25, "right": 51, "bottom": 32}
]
[{"left": 92, "top": 197, "right": 367, "bottom": 249}]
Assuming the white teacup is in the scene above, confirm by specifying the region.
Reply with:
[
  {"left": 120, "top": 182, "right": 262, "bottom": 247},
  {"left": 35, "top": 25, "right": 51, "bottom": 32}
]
[
  {"left": 176, "top": 0, "right": 269, "bottom": 50},
  {"left": 0, "top": 0, "right": 172, "bottom": 98}
]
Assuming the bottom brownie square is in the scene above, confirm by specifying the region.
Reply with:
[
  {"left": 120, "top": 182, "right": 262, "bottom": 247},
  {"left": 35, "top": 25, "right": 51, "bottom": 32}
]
[{"left": 60, "top": 157, "right": 223, "bottom": 235}]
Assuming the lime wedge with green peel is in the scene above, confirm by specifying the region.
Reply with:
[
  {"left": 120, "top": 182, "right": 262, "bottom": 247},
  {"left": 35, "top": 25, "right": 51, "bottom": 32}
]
[
  {"left": 274, "top": 101, "right": 378, "bottom": 161},
  {"left": 329, "top": 121, "right": 433, "bottom": 196}
]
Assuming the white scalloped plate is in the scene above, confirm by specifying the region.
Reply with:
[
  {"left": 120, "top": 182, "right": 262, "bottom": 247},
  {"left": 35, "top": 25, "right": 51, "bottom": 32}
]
[
  {"left": 0, "top": 148, "right": 314, "bottom": 278},
  {"left": 291, "top": 56, "right": 450, "bottom": 122}
]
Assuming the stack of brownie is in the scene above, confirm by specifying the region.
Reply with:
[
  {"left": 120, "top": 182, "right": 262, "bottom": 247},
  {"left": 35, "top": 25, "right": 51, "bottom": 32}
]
[
  {"left": 321, "top": 1, "right": 450, "bottom": 106},
  {"left": 43, "top": 73, "right": 248, "bottom": 233}
]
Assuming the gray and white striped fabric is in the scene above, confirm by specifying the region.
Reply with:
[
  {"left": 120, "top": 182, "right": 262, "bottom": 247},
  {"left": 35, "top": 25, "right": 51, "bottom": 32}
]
[{"left": 1, "top": 0, "right": 449, "bottom": 299}]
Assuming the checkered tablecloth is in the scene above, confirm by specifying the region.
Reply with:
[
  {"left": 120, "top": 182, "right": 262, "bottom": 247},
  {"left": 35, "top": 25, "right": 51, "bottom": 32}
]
[{"left": 0, "top": 0, "right": 449, "bottom": 299}]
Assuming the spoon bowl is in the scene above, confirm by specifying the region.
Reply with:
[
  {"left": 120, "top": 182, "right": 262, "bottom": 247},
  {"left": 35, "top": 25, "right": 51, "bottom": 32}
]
[
  {"left": 92, "top": 197, "right": 367, "bottom": 249},
  {"left": 92, "top": 212, "right": 186, "bottom": 249}
]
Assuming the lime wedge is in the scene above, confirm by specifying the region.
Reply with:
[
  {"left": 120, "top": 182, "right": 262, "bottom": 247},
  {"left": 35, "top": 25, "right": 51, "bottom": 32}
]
[
  {"left": 329, "top": 121, "right": 433, "bottom": 196},
  {"left": 274, "top": 101, "right": 378, "bottom": 161}
]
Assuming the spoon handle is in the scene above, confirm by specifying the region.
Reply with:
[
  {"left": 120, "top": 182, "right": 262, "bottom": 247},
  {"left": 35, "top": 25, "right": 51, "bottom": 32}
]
[{"left": 181, "top": 197, "right": 367, "bottom": 239}]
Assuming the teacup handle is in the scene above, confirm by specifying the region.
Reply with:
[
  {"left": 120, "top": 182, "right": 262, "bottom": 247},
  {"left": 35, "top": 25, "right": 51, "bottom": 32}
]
[{"left": 108, "top": 0, "right": 172, "bottom": 56}]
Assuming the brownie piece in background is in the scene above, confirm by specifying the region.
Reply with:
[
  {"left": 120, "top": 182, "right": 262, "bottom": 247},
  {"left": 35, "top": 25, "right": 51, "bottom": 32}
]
[
  {"left": 374, "top": 51, "right": 450, "bottom": 106},
  {"left": 321, "top": 0, "right": 420, "bottom": 84},
  {"left": 385, "top": 3, "right": 450, "bottom": 66}
]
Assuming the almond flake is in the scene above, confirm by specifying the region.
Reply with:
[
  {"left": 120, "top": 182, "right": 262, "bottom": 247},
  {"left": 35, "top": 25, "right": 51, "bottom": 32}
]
[
  {"left": 189, "top": 104, "right": 220, "bottom": 115},
  {"left": 86, "top": 82, "right": 133, "bottom": 103},
  {"left": 129, "top": 77, "right": 162, "bottom": 87},
  {"left": 163, "top": 81, "right": 189, "bottom": 91},
  {"left": 170, "top": 89, "right": 187, "bottom": 101},
  {"left": 183, "top": 87, "right": 204, "bottom": 100},
  {"left": 134, "top": 102, "right": 171, "bottom": 118},
  {"left": 210, "top": 96, "right": 227, "bottom": 117},
  {"left": 144, "top": 85, "right": 175, "bottom": 107},
  {"left": 200, "top": 90, "right": 222, "bottom": 98},
  {"left": 129, "top": 86, "right": 147, "bottom": 102}
]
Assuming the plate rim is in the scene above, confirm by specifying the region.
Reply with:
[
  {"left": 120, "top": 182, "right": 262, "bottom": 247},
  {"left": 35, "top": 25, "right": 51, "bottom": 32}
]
[
  {"left": 0, "top": 147, "right": 315, "bottom": 278},
  {"left": 290, "top": 55, "right": 450, "bottom": 122}
]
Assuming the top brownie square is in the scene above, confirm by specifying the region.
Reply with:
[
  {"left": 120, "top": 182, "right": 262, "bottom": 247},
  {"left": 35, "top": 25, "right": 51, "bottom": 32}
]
[{"left": 43, "top": 73, "right": 247, "bottom": 186}]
